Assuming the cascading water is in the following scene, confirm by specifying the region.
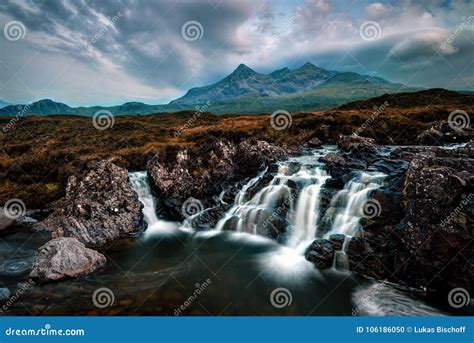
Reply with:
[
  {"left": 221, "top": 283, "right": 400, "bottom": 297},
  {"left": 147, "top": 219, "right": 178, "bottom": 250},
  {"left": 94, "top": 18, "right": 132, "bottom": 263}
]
[
  {"left": 215, "top": 148, "right": 332, "bottom": 251},
  {"left": 324, "top": 171, "right": 386, "bottom": 269},
  {"left": 129, "top": 171, "right": 179, "bottom": 236}
]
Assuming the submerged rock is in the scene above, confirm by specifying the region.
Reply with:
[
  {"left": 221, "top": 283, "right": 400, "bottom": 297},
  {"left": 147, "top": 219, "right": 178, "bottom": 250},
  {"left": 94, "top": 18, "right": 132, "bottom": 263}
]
[
  {"left": 0, "top": 287, "right": 10, "bottom": 302},
  {"left": 35, "top": 159, "right": 145, "bottom": 248},
  {"left": 29, "top": 237, "right": 106, "bottom": 282},
  {"left": 305, "top": 239, "right": 334, "bottom": 269}
]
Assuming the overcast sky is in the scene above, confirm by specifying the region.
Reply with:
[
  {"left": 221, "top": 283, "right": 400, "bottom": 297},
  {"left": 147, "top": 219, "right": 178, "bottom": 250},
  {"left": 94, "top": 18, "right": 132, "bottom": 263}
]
[{"left": 0, "top": 0, "right": 473, "bottom": 106}]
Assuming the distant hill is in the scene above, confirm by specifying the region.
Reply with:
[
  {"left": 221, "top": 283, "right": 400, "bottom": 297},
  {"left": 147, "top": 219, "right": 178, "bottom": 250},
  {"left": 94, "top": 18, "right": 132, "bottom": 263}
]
[
  {"left": 337, "top": 88, "right": 474, "bottom": 110},
  {"left": 0, "top": 100, "right": 11, "bottom": 109},
  {"left": 0, "top": 62, "right": 422, "bottom": 116}
]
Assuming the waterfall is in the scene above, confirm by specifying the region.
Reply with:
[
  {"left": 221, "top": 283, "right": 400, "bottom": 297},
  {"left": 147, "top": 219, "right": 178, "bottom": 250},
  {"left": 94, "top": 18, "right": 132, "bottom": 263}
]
[
  {"left": 215, "top": 149, "right": 332, "bottom": 249},
  {"left": 129, "top": 171, "right": 179, "bottom": 236}
]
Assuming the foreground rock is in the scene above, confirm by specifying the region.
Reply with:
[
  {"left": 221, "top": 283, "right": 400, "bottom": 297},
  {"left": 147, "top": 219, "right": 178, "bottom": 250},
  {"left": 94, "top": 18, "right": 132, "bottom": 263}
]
[
  {"left": 337, "top": 135, "right": 377, "bottom": 156},
  {"left": 35, "top": 160, "right": 145, "bottom": 248},
  {"left": 147, "top": 139, "right": 291, "bottom": 219},
  {"left": 305, "top": 239, "right": 334, "bottom": 269},
  {"left": 29, "top": 237, "right": 106, "bottom": 281},
  {"left": 416, "top": 120, "right": 473, "bottom": 145}
]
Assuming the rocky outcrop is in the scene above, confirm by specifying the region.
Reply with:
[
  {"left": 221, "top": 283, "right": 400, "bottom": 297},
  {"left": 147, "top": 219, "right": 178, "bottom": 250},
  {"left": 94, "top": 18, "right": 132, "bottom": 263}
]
[
  {"left": 35, "top": 160, "right": 145, "bottom": 248},
  {"left": 416, "top": 120, "right": 473, "bottom": 145},
  {"left": 29, "top": 237, "right": 106, "bottom": 281},
  {"left": 337, "top": 135, "right": 377, "bottom": 156},
  {"left": 305, "top": 239, "right": 334, "bottom": 269},
  {"left": 147, "top": 139, "right": 290, "bottom": 219}
]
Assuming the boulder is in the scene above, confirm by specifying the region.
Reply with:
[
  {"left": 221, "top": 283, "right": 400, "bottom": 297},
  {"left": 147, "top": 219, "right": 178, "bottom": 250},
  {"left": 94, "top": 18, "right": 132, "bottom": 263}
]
[
  {"left": 329, "top": 234, "right": 345, "bottom": 251},
  {"left": 416, "top": 120, "right": 473, "bottom": 145},
  {"left": 0, "top": 287, "right": 10, "bottom": 303},
  {"left": 29, "top": 237, "right": 106, "bottom": 281},
  {"left": 147, "top": 140, "right": 290, "bottom": 219},
  {"left": 307, "top": 137, "right": 322, "bottom": 148},
  {"left": 305, "top": 239, "right": 334, "bottom": 269},
  {"left": 35, "top": 159, "right": 145, "bottom": 248},
  {"left": 337, "top": 135, "right": 377, "bottom": 156}
]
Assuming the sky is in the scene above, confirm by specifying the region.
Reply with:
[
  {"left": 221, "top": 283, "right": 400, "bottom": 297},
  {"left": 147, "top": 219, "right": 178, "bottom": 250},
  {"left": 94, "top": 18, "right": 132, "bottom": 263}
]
[{"left": 0, "top": 0, "right": 473, "bottom": 106}]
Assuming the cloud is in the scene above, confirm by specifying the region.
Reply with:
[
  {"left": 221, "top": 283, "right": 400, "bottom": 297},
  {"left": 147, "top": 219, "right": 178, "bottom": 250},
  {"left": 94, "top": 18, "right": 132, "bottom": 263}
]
[{"left": 0, "top": 0, "right": 472, "bottom": 106}]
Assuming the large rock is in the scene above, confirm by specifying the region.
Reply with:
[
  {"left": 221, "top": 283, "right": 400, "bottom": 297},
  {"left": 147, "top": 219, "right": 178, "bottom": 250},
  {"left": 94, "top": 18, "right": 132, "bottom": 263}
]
[
  {"left": 305, "top": 239, "right": 334, "bottom": 269},
  {"left": 35, "top": 159, "right": 145, "bottom": 248},
  {"left": 147, "top": 139, "right": 290, "bottom": 219},
  {"left": 337, "top": 135, "right": 377, "bottom": 156},
  {"left": 416, "top": 120, "right": 473, "bottom": 145},
  {"left": 29, "top": 237, "right": 106, "bottom": 281}
]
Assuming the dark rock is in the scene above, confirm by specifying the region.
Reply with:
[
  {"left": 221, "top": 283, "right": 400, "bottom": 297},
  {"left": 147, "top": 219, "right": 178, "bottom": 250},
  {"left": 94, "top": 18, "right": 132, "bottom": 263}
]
[
  {"left": 29, "top": 237, "right": 106, "bottom": 282},
  {"left": 305, "top": 239, "right": 334, "bottom": 269},
  {"left": 337, "top": 135, "right": 377, "bottom": 156},
  {"left": 329, "top": 234, "right": 345, "bottom": 250},
  {"left": 147, "top": 140, "right": 290, "bottom": 220},
  {"left": 307, "top": 137, "right": 322, "bottom": 148},
  {"left": 35, "top": 159, "right": 145, "bottom": 248},
  {"left": 416, "top": 120, "right": 473, "bottom": 145}
]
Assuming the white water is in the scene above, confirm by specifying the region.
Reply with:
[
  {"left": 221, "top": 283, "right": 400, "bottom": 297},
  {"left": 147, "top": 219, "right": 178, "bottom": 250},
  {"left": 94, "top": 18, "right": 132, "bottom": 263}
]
[
  {"left": 215, "top": 149, "right": 332, "bottom": 250},
  {"left": 129, "top": 171, "right": 180, "bottom": 237}
]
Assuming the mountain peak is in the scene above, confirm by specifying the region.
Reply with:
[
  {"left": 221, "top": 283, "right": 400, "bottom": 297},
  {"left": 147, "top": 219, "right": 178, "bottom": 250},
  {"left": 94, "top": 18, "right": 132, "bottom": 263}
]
[
  {"left": 297, "top": 62, "right": 321, "bottom": 71},
  {"left": 230, "top": 63, "right": 257, "bottom": 79}
]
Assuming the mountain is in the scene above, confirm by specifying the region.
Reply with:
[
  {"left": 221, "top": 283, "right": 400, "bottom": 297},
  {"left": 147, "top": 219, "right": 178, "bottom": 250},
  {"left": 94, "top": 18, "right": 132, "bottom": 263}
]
[
  {"left": 0, "top": 100, "right": 11, "bottom": 109},
  {"left": 0, "top": 62, "right": 422, "bottom": 116}
]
